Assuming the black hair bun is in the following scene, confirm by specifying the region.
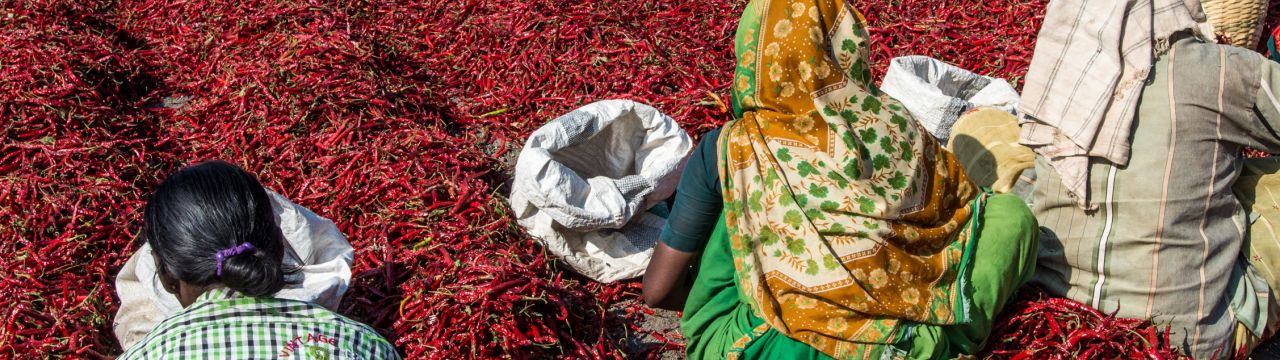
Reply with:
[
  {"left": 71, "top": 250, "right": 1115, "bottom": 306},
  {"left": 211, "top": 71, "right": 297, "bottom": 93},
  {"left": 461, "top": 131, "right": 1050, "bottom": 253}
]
[{"left": 143, "top": 160, "right": 288, "bottom": 297}]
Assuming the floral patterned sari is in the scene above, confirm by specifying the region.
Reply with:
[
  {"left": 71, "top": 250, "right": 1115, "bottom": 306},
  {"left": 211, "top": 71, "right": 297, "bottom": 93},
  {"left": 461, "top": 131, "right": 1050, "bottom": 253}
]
[{"left": 715, "top": 0, "right": 984, "bottom": 358}]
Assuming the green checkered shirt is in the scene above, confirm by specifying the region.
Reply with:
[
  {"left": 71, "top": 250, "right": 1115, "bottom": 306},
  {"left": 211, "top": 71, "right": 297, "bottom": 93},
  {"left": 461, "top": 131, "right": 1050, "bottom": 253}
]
[{"left": 119, "top": 287, "right": 398, "bottom": 359}]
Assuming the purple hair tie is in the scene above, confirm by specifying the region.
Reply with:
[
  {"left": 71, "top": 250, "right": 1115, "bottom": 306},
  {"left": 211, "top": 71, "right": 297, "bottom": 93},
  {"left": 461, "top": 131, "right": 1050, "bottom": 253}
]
[{"left": 215, "top": 242, "right": 256, "bottom": 276}]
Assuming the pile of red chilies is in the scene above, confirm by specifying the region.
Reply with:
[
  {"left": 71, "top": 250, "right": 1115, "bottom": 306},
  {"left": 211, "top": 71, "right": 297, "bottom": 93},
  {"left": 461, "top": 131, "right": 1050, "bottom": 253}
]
[
  {"left": 981, "top": 288, "right": 1190, "bottom": 360},
  {"left": 860, "top": 0, "right": 1047, "bottom": 87},
  {"left": 0, "top": 0, "right": 1249, "bottom": 357},
  {"left": 0, "top": 0, "right": 738, "bottom": 357}
]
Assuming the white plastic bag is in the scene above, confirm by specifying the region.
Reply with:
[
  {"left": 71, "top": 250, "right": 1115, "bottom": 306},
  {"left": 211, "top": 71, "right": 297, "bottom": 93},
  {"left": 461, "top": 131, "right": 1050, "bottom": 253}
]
[
  {"left": 509, "top": 100, "right": 693, "bottom": 283},
  {"left": 880, "top": 56, "right": 1021, "bottom": 143},
  {"left": 113, "top": 190, "right": 354, "bottom": 348}
]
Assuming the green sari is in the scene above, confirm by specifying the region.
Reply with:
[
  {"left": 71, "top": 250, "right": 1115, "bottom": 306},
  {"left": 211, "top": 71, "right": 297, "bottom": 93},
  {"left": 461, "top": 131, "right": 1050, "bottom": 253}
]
[
  {"left": 719, "top": 0, "right": 985, "bottom": 357},
  {"left": 682, "top": 194, "right": 1037, "bottom": 360},
  {"left": 678, "top": 0, "right": 1040, "bottom": 358}
]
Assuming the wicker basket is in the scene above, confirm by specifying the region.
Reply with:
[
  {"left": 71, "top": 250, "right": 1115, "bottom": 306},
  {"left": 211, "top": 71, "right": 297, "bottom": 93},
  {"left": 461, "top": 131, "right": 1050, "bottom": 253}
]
[{"left": 1202, "top": 0, "right": 1269, "bottom": 48}]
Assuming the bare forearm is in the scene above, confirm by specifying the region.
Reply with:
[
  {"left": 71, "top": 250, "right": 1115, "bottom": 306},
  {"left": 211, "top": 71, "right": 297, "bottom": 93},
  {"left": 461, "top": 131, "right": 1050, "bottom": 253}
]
[
  {"left": 643, "top": 242, "right": 698, "bottom": 310},
  {"left": 647, "top": 266, "right": 692, "bottom": 311}
]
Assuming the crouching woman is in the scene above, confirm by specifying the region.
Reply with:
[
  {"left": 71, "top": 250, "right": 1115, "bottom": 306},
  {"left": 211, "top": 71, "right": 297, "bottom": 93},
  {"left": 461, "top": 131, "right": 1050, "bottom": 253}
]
[
  {"left": 118, "top": 161, "right": 398, "bottom": 359},
  {"left": 642, "top": 0, "right": 1038, "bottom": 359}
]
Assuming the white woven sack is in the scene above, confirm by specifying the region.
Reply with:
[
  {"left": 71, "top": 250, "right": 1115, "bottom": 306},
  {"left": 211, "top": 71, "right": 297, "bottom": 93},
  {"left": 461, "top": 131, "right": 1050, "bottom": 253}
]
[
  {"left": 113, "top": 190, "right": 354, "bottom": 348},
  {"left": 880, "top": 56, "right": 1021, "bottom": 144},
  {"left": 509, "top": 100, "right": 692, "bottom": 283}
]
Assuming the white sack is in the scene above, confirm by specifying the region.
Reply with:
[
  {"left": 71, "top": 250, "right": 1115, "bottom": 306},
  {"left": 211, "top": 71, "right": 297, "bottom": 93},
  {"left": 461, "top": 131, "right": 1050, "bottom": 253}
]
[
  {"left": 113, "top": 190, "right": 354, "bottom": 348},
  {"left": 509, "top": 100, "right": 693, "bottom": 283},
  {"left": 880, "top": 56, "right": 1021, "bottom": 143}
]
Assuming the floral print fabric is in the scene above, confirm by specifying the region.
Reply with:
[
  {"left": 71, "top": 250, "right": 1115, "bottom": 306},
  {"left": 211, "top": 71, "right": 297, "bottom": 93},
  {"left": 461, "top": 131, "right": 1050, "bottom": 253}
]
[{"left": 719, "top": 0, "right": 982, "bottom": 358}]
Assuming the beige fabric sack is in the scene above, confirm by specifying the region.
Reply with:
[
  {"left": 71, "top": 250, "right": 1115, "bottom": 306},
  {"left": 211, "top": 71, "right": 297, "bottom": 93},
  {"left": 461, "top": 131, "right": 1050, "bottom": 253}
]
[
  {"left": 947, "top": 108, "right": 1036, "bottom": 194},
  {"left": 1236, "top": 158, "right": 1280, "bottom": 301}
]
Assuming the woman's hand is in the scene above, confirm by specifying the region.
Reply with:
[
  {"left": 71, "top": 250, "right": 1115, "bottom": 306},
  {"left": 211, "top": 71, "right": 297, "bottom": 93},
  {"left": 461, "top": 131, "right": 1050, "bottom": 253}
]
[{"left": 642, "top": 241, "right": 698, "bottom": 311}]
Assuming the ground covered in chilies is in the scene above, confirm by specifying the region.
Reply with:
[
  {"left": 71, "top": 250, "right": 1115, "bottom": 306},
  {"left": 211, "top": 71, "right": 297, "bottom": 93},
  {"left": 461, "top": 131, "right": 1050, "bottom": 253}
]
[{"left": 3, "top": 0, "right": 1279, "bottom": 358}]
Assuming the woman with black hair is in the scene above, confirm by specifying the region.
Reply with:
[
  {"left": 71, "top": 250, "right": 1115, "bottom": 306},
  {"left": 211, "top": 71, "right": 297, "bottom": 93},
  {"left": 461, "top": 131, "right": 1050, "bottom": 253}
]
[{"left": 118, "top": 161, "right": 397, "bottom": 359}]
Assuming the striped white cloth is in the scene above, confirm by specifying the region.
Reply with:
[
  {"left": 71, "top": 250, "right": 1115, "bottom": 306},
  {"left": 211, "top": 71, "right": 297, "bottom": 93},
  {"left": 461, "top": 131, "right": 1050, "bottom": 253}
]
[{"left": 1018, "top": 0, "right": 1214, "bottom": 210}]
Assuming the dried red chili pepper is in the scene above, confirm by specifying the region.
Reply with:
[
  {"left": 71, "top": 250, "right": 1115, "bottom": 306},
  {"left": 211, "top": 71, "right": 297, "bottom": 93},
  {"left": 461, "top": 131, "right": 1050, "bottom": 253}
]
[
  {"left": 4, "top": 0, "right": 1261, "bottom": 358},
  {"left": 980, "top": 287, "right": 1190, "bottom": 359}
]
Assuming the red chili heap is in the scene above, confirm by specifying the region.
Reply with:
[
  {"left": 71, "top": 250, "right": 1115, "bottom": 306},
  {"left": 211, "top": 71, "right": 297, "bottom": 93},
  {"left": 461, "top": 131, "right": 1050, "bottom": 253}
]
[
  {"left": 981, "top": 288, "right": 1191, "bottom": 360},
  {"left": 0, "top": 0, "right": 1228, "bottom": 358}
]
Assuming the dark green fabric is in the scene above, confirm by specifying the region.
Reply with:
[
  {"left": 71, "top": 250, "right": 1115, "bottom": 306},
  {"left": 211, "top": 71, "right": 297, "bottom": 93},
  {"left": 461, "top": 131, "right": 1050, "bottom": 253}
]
[
  {"left": 659, "top": 128, "right": 723, "bottom": 253},
  {"left": 681, "top": 194, "right": 1038, "bottom": 360},
  {"left": 1270, "top": 35, "right": 1279, "bottom": 64},
  {"left": 680, "top": 212, "right": 776, "bottom": 359}
]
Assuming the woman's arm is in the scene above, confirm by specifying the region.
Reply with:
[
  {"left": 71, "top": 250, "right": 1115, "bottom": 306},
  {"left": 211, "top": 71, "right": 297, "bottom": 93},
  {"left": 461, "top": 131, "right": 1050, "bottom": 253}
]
[
  {"left": 643, "top": 242, "right": 698, "bottom": 310},
  {"left": 1237, "top": 50, "right": 1280, "bottom": 152},
  {"left": 642, "top": 128, "right": 724, "bottom": 311}
]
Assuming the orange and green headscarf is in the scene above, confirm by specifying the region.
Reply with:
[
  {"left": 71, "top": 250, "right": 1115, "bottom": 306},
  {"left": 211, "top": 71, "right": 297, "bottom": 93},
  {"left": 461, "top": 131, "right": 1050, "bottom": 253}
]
[{"left": 719, "top": 0, "right": 981, "bottom": 358}]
